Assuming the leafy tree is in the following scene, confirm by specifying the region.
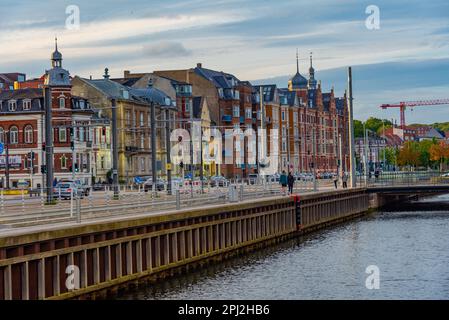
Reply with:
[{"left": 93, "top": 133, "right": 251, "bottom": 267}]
[
  {"left": 417, "top": 139, "right": 435, "bottom": 168},
  {"left": 354, "top": 120, "right": 364, "bottom": 138},
  {"left": 379, "top": 147, "right": 398, "bottom": 166},
  {"left": 397, "top": 141, "right": 421, "bottom": 169},
  {"left": 430, "top": 141, "right": 449, "bottom": 171}
]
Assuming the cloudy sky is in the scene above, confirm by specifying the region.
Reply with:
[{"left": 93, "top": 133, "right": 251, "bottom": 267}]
[{"left": 2, "top": 0, "right": 449, "bottom": 123}]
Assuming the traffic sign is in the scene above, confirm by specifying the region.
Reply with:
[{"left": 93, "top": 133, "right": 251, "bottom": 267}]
[{"left": 0, "top": 143, "right": 4, "bottom": 154}]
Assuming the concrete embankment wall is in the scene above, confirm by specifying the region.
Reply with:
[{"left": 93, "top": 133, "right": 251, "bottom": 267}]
[{"left": 0, "top": 188, "right": 369, "bottom": 300}]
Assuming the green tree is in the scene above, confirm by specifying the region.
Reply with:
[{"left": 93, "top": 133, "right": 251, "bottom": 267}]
[
  {"left": 354, "top": 120, "right": 364, "bottom": 138},
  {"left": 379, "top": 147, "right": 398, "bottom": 166},
  {"left": 397, "top": 141, "right": 421, "bottom": 169},
  {"left": 417, "top": 139, "right": 436, "bottom": 168}
]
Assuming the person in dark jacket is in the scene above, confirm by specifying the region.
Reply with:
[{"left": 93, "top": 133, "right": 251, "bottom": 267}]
[
  {"left": 287, "top": 172, "right": 295, "bottom": 194},
  {"left": 279, "top": 171, "right": 288, "bottom": 195}
]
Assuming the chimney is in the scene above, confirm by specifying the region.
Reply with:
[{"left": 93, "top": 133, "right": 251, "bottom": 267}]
[{"left": 197, "top": 63, "right": 202, "bottom": 68}]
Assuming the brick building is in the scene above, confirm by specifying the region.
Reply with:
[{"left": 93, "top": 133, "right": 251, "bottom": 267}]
[{"left": 0, "top": 42, "right": 93, "bottom": 189}]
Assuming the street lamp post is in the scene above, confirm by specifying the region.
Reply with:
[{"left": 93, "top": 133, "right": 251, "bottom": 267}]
[{"left": 5, "top": 130, "right": 10, "bottom": 190}]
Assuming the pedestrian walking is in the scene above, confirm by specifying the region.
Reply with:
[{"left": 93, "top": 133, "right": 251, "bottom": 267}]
[
  {"left": 287, "top": 172, "right": 295, "bottom": 195},
  {"left": 342, "top": 173, "right": 348, "bottom": 189},
  {"left": 279, "top": 171, "right": 288, "bottom": 195},
  {"left": 333, "top": 174, "right": 339, "bottom": 189}
]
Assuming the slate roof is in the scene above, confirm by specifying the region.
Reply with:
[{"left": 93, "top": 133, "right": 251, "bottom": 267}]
[
  {"left": 290, "top": 72, "right": 308, "bottom": 89},
  {"left": 0, "top": 88, "right": 44, "bottom": 113},
  {"left": 322, "top": 93, "right": 331, "bottom": 111},
  {"left": 82, "top": 78, "right": 142, "bottom": 102},
  {"left": 252, "top": 85, "right": 277, "bottom": 103},
  {"left": 194, "top": 66, "right": 239, "bottom": 89},
  {"left": 192, "top": 96, "right": 204, "bottom": 119},
  {"left": 278, "top": 88, "right": 298, "bottom": 107},
  {"left": 129, "top": 87, "right": 175, "bottom": 108}
]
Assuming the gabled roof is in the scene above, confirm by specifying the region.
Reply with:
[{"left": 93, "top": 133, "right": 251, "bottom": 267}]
[
  {"left": 278, "top": 88, "right": 298, "bottom": 107},
  {"left": 194, "top": 66, "right": 239, "bottom": 89},
  {"left": 111, "top": 77, "right": 142, "bottom": 87},
  {"left": 0, "top": 88, "right": 43, "bottom": 100},
  {"left": 253, "top": 84, "right": 278, "bottom": 103},
  {"left": 80, "top": 77, "right": 142, "bottom": 102},
  {"left": 129, "top": 87, "right": 175, "bottom": 108}
]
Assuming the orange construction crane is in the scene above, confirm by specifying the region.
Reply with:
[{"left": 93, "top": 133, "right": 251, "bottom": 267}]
[{"left": 380, "top": 99, "right": 449, "bottom": 129}]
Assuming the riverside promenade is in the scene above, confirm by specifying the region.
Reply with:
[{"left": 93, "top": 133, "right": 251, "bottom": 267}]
[{"left": 0, "top": 187, "right": 369, "bottom": 300}]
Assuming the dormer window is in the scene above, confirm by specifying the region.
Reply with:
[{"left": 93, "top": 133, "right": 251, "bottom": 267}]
[
  {"left": 8, "top": 100, "right": 17, "bottom": 111},
  {"left": 23, "top": 100, "right": 31, "bottom": 110},
  {"left": 59, "top": 97, "right": 65, "bottom": 108}
]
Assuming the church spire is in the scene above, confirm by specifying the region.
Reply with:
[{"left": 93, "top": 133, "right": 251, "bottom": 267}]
[
  {"left": 51, "top": 36, "right": 62, "bottom": 68},
  {"left": 296, "top": 49, "right": 299, "bottom": 74},
  {"left": 308, "top": 52, "right": 317, "bottom": 90}
]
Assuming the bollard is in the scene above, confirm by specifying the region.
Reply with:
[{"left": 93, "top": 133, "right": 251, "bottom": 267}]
[
  {"left": 106, "top": 190, "right": 110, "bottom": 213},
  {"left": 176, "top": 189, "right": 181, "bottom": 210},
  {"left": 0, "top": 189, "right": 4, "bottom": 215},
  {"left": 239, "top": 184, "right": 244, "bottom": 202},
  {"left": 70, "top": 188, "right": 74, "bottom": 218},
  {"left": 88, "top": 191, "right": 93, "bottom": 210},
  {"left": 76, "top": 196, "right": 81, "bottom": 223},
  {"left": 40, "top": 187, "right": 45, "bottom": 212},
  {"left": 58, "top": 188, "right": 62, "bottom": 208},
  {"left": 21, "top": 189, "right": 25, "bottom": 214}
]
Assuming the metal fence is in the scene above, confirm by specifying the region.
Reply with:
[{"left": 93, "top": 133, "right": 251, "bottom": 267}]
[
  {"left": 0, "top": 179, "right": 331, "bottom": 230},
  {"left": 361, "top": 170, "right": 449, "bottom": 187}
]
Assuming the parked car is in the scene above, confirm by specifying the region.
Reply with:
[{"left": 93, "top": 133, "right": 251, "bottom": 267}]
[
  {"left": 144, "top": 178, "right": 166, "bottom": 192},
  {"left": 92, "top": 183, "right": 108, "bottom": 191},
  {"left": 441, "top": 173, "right": 449, "bottom": 177},
  {"left": 210, "top": 176, "right": 229, "bottom": 187},
  {"left": 247, "top": 174, "right": 259, "bottom": 185},
  {"left": 53, "top": 182, "right": 84, "bottom": 199},
  {"left": 59, "top": 179, "right": 90, "bottom": 196}
]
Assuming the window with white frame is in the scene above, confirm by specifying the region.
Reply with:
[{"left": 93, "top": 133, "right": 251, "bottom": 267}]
[
  {"left": 59, "top": 97, "right": 65, "bottom": 108},
  {"left": 140, "top": 157, "right": 145, "bottom": 172},
  {"left": 59, "top": 127, "right": 67, "bottom": 142},
  {"left": 246, "top": 108, "right": 252, "bottom": 119},
  {"left": 126, "top": 110, "right": 131, "bottom": 126},
  {"left": 233, "top": 105, "right": 240, "bottom": 118},
  {"left": 140, "top": 112, "right": 144, "bottom": 127},
  {"left": 24, "top": 125, "right": 33, "bottom": 143},
  {"left": 140, "top": 134, "right": 145, "bottom": 149},
  {"left": 23, "top": 100, "right": 31, "bottom": 110},
  {"left": 8, "top": 100, "right": 17, "bottom": 111},
  {"left": 79, "top": 126, "right": 85, "bottom": 142},
  {"left": 61, "top": 155, "right": 67, "bottom": 169},
  {"left": 9, "top": 126, "right": 18, "bottom": 144}
]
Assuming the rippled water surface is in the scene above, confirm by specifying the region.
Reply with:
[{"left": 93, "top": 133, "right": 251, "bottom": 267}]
[{"left": 117, "top": 194, "right": 449, "bottom": 300}]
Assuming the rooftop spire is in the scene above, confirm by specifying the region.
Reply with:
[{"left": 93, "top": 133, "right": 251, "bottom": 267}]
[
  {"left": 51, "top": 36, "right": 62, "bottom": 68},
  {"left": 296, "top": 49, "right": 299, "bottom": 74},
  {"left": 310, "top": 52, "right": 313, "bottom": 68}
]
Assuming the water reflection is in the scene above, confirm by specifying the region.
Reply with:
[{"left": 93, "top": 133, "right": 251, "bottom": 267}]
[{"left": 116, "top": 194, "right": 449, "bottom": 300}]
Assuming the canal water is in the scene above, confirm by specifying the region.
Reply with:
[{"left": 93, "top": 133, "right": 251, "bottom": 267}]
[{"left": 117, "top": 194, "right": 449, "bottom": 300}]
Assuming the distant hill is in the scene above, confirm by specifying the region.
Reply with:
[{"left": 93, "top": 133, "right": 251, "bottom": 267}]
[{"left": 409, "top": 122, "right": 449, "bottom": 132}]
